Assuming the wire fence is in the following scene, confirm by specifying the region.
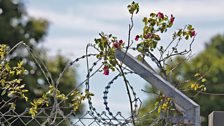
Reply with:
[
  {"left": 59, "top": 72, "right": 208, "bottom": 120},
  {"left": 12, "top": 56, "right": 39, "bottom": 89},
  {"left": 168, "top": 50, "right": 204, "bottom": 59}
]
[
  {"left": 0, "top": 41, "right": 189, "bottom": 126},
  {"left": 0, "top": 97, "right": 153, "bottom": 126},
  {"left": 0, "top": 42, "right": 152, "bottom": 126},
  {"left": 0, "top": 105, "right": 131, "bottom": 126}
]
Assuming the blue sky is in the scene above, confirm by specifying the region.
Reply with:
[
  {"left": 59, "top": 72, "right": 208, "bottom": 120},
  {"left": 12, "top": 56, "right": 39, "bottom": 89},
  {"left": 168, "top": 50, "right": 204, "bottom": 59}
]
[
  {"left": 25, "top": 0, "right": 224, "bottom": 117},
  {"left": 26, "top": 0, "right": 224, "bottom": 57}
]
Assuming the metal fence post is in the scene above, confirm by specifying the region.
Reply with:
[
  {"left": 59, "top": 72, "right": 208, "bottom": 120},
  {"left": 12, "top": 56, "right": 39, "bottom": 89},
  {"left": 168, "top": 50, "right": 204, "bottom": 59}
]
[{"left": 115, "top": 49, "right": 201, "bottom": 126}]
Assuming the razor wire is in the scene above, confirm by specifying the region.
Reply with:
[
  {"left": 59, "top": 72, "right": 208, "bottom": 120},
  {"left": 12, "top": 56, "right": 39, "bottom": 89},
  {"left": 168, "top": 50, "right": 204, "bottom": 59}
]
[{"left": 0, "top": 42, "right": 159, "bottom": 126}]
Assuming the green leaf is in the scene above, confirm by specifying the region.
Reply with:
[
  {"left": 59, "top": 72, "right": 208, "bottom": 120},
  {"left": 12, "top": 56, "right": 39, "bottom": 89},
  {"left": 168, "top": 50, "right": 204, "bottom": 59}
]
[
  {"left": 9, "top": 103, "right": 16, "bottom": 110},
  {"left": 202, "top": 78, "right": 207, "bottom": 83},
  {"left": 1, "top": 89, "right": 6, "bottom": 96},
  {"left": 194, "top": 73, "right": 200, "bottom": 77},
  {"left": 187, "top": 24, "right": 193, "bottom": 30},
  {"left": 137, "top": 55, "right": 143, "bottom": 62},
  {"left": 143, "top": 17, "right": 148, "bottom": 25},
  {"left": 177, "top": 29, "right": 182, "bottom": 36},
  {"left": 127, "top": 1, "right": 139, "bottom": 14},
  {"left": 150, "top": 13, "right": 156, "bottom": 17},
  {"left": 17, "top": 61, "right": 23, "bottom": 68}
]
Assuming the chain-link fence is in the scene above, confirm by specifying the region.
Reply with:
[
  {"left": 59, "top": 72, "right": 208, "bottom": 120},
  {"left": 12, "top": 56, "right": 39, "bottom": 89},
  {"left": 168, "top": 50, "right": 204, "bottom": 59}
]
[
  {"left": 0, "top": 97, "right": 148, "bottom": 126},
  {"left": 0, "top": 42, "right": 145, "bottom": 126},
  {"left": 0, "top": 42, "right": 195, "bottom": 126}
]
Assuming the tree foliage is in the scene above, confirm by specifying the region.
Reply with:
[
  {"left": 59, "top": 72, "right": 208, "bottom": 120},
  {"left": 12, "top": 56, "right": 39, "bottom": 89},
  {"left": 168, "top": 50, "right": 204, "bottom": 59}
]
[
  {"left": 140, "top": 34, "right": 224, "bottom": 126},
  {"left": 171, "top": 34, "right": 224, "bottom": 125},
  {"left": 0, "top": 0, "right": 81, "bottom": 125},
  {"left": 0, "top": 0, "right": 48, "bottom": 48}
]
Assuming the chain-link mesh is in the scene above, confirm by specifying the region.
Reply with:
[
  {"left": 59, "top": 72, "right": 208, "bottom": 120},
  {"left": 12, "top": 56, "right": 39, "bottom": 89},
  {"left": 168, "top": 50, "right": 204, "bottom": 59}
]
[
  {"left": 0, "top": 98, "right": 137, "bottom": 126},
  {"left": 0, "top": 42, "right": 166, "bottom": 126}
]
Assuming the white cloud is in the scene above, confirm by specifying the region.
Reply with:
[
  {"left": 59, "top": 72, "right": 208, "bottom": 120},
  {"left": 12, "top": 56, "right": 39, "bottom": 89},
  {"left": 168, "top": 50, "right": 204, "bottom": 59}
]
[
  {"left": 41, "top": 36, "right": 90, "bottom": 57},
  {"left": 73, "top": 3, "right": 129, "bottom": 21},
  {"left": 29, "top": 0, "right": 224, "bottom": 59},
  {"left": 27, "top": 7, "right": 124, "bottom": 33},
  {"left": 138, "top": 1, "right": 224, "bottom": 22}
]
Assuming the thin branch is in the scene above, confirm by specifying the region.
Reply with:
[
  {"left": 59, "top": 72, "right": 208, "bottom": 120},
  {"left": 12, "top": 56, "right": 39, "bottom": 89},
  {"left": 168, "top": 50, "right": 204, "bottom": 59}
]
[
  {"left": 118, "top": 64, "right": 136, "bottom": 126},
  {"left": 197, "top": 91, "right": 224, "bottom": 96}
]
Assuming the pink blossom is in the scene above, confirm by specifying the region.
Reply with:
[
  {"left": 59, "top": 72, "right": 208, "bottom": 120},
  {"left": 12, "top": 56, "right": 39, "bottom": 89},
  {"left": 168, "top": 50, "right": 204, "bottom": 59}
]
[
  {"left": 170, "top": 14, "right": 175, "bottom": 23},
  {"left": 157, "top": 12, "right": 164, "bottom": 19},
  {"left": 113, "top": 40, "right": 124, "bottom": 49},
  {"left": 119, "top": 40, "right": 123, "bottom": 44},
  {"left": 103, "top": 66, "right": 109, "bottom": 75},
  {"left": 191, "top": 30, "right": 196, "bottom": 37},
  {"left": 135, "top": 35, "right": 139, "bottom": 41},
  {"left": 113, "top": 42, "right": 120, "bottom": 49}
]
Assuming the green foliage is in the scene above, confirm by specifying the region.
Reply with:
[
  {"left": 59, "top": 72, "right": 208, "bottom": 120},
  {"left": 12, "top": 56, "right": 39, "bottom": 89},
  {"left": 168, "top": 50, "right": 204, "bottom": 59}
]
[
  {"left": 93, "top": 1, "right": 200, "bottom": 125},
  {"left": 70, "top": 90, "right": 94, "bottom": 112},
  {"left": 95, "top": 32, "right": 123, "bottom": 74},
  {"left": 28, "top": 53, "right": 93, "bottom": 118},
  {"left": 190, "top": 73, "right": 207, "bottom": 91},
  {"left": 29, "top": 86, "right": 94, "bottom": 118},
  {"left": 171, "top": 34, "right": 224, "bottom": 125},
  {"left": 0, "top": 44, "right": 94, "bottom": 123},
  {"left": 0, "top": 0, "right": 84, "bottom": 125},
  {"left": 29, "top": 93, "right": 48, "bottom": 118},
  {"left": 29, "top": 84, "right": 93, "bottom": 118},
  {"left": 140, "top": 34, "right": 224, "bottom": 125},
  {"left": 0, "top": 44, "right": 7, "bottom": 59},
  {"left": 137, "top": 13, "right": 172, "bottom": 53},
  {"left": 0, "top": 0, "right": 48, "bottom": 48},
  {"left": 127, "top": 1, "right": 139, "bottom": 14},
  {"left": 0, "top": 0, "right": 49, "bottom": 107},
  {"left": 0, "top": 44, "right": 28, "bottom": 106}
]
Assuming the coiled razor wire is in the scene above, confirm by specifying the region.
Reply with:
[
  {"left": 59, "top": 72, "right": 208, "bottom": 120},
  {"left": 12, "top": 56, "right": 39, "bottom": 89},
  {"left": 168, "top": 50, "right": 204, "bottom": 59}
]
[{"left": 0, "top": 42, "right": 158, "bottom": 126}]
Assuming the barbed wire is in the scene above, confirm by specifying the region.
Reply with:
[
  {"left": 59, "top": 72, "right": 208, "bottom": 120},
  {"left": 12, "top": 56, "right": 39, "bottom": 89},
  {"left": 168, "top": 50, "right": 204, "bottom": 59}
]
[
  {"left": 0, "top": 10, "right": 209, "bottom": 125},
  {"left": 0, "top": 42, "right": 150, "bottom": 126},
  {"left": 0, "top": 39, "right": 210, "bottom": 126}
]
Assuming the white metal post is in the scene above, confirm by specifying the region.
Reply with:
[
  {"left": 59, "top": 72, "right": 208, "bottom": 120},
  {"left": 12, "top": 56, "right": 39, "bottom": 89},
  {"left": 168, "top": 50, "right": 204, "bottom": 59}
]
[{"left": 115, "top": 49, "right": 200, "bottom": 126}]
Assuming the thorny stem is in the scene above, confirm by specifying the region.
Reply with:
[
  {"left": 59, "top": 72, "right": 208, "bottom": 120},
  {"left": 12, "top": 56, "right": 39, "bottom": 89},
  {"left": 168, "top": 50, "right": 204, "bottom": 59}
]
[
  {"left": 85, "top": 44, "right": 91, "bottom": 90},
  {"left": 147, "top": 51, "right": 167, "bottom": 79},
  {"left": 159, "top": 25, "right": 188, "bottom": 62},
  {"left": 121, "top": 14, "right": 134, "bottom": 64},
  {"left": 159, "top": 25, "right": 193, "bottom": 63},
  {"left": 128, "top": 14, "right": 134, "bottom": 47},
  {"left": 159, "top": 38, "right": 176, "bottom": 61},
  {"left": 197, "top": 91, "right": 224, "bottom": 96},
  {"left": 118, "top": 64, "right": 136, "bottom": 126},
  {"left": 120, "top": 13, "right": 136, "bottom": 126},
  {"left": 160, "top": 37, "right": 194, "bottom": 63}
]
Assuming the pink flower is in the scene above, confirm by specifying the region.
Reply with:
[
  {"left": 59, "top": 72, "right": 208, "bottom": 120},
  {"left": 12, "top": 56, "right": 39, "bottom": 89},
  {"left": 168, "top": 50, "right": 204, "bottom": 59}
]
[
  {"left": 157, "top": 12, "right": 164, "bottom": 19},
  {"left": 170, "top": 14, "right": 175, "bottom": 23},
  {"left": 135, "top": 35, "right": 139, "bottom": 41},
  {"left": 113, "top": 42, "right": 120, "bottom": 49},
  {"left": 113, "top": 40, "right": 124, "bottom": 49},
  {"left": 118, "top": 40, "right": 123, "bottom": 44},
  {"left": 191, "top": 30, "right": 196, "bottom": 37},
  {"left": 103, "top": 66, "right": 109, "bottom": 75}
]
